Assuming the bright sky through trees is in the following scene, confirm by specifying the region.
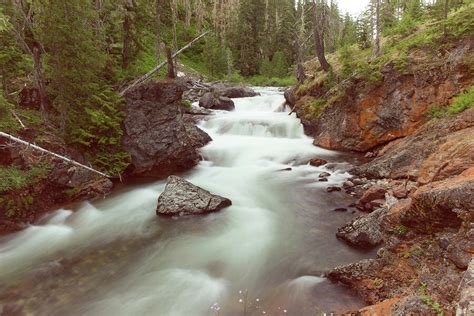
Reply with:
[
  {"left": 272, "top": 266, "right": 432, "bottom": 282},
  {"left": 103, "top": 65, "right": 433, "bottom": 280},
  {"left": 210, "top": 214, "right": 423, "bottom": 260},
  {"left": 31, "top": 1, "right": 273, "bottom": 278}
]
[{"left": 336, "top": 0, "right": 370, "bottom": 16}]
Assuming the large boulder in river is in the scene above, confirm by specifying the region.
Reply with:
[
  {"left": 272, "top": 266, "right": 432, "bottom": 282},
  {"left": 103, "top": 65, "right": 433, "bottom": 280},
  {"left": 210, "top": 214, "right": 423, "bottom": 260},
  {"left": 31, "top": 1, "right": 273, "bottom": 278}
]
[
  {"left": 210, "top": 82, "right": 259, "bottom": 98},
  {"left": 156, "top": 176, "right": 232, "bottom": 216},
  {"left": 199, "top": 92, "right": 235, "bottom": 111},
  {"left": 122, "top": 80, "right": 211, "bottom": 178}
]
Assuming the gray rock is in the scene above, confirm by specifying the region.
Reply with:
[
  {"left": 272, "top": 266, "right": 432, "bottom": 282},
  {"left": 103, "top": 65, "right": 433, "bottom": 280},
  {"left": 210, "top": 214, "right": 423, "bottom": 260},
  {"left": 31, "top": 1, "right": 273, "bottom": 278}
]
[
  {"left": 456, "top": 257, "right": 474, "bottom": 315},
  {"left": 122, "top": 80, "right": 212, "bottom": 178},
  {"left": 327, "top": 259, "right": 382, "bottom": 284},
  {"left": 199, "top": 92, "right": 235, "bottom": 111},
  {"left": 391, "top": 295, "right": 434, "bottom": 316},
  {"left": 213, "top": 84, "right": 259, "bottom": 98},
  {"left": 336, "top": 206, "right": 388, "bottom": 249},
  {"left": 156, "top": 176, "right": 232, "bottom": 216}
]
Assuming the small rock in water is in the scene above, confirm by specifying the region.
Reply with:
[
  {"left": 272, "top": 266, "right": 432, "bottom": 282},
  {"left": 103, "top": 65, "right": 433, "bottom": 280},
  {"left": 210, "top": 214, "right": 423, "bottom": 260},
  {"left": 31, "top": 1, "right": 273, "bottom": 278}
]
[
  {"left": 343, "top": 181, "right": 355, "bottom": 188},
  {"left": 319, "top": 172, "right": 331, "bottom": 178},
  {"left": 309, "top": 158, "right": 328, "bottom": 167},
  {"left": 333, "top": 208, "right": 348, "bottom": 212},
  {"left": 279, "top": 167, "right": 292, "bottom": 172},
  {"left": 327, "top": 186, "right": 342, "bottom": 193},
  {"left": 318, "top": 178, "right": 329, "bottom": 182}
]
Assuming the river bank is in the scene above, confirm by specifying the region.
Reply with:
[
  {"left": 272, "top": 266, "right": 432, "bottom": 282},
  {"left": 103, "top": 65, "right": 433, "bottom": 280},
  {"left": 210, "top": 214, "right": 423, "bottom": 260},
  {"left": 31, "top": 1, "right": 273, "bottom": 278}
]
[{"left": 285, "top": 18, "right": 473, "bottom": 313}]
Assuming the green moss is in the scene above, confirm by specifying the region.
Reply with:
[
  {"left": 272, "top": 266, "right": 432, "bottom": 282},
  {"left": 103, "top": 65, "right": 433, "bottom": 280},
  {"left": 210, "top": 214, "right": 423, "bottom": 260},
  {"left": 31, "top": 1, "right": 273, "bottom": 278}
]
[
  {"left": 448, "top": 86, "right": 474, "bottom": 114},
  {"left": 394, "top": 224, "right": 409, "bottom": 235},
  {"left": 181, "top": 100, "right": 192, "bottom": 110},
  {"left": 0, "top": 164, "right": 51, "bottom": 194}
]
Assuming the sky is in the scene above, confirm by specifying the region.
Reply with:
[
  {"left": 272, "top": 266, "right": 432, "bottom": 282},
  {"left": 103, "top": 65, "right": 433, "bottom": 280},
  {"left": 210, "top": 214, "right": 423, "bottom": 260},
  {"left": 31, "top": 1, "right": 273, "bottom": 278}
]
[{"left": 336, "top": 0, "right": 370, "bottom": 17}]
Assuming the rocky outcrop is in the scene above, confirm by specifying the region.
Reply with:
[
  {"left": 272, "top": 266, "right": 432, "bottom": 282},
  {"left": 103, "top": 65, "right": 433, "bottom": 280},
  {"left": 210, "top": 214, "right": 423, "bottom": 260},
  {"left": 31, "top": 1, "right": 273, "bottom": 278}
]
[
  {"left": 156, "top": 176, "right": 232, "bottom": 216},
  {"left": 330, "top": 168, "right": 473, "bottom": 310},
  {"left": 199, "top": 92, "right": 235, "bottom": 111},
  {"left": 401, "top": 167, "right": 474, "bottom": 232},
  {"left": 294, "top": 39, "right": 474, "bottom": 152},
  {"left": 354, "top": 108, "right": 474, "bottom": 183},
  {"left": 122, "top": 80, "right": 211, "bottom": 178}
]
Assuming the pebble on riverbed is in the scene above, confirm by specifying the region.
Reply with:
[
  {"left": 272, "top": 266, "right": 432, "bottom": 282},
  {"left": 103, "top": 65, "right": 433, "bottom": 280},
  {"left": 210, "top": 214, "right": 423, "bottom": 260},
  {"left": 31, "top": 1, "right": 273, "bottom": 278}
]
[{"left": 326, "top": 186, "right": 342, "bottom": 192}]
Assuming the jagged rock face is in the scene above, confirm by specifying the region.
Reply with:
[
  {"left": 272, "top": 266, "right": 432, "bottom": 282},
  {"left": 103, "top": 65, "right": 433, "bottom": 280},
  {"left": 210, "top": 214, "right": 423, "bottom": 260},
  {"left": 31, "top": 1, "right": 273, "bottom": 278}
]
[
  {"left": 354, "top": 108, "right": 474, "bottom": 183},
  {"left": 402, "top": 167, "right": 474, "bottom": 232},
  {"left": 156, "top": 176, "right": 232, "bottom": 216},
  {"left": 122, "top": 80, "right": 211, "bottom": 178},
  {"left": 294, "top": 39, "right": 474, "bottom": 152}
]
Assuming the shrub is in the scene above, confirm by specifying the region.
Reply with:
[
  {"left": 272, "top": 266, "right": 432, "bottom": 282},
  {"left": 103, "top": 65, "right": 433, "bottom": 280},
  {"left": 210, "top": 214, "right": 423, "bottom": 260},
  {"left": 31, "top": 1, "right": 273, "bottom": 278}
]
[
  {"left": 448, "top": 86, "right": 474, "bottom": 114},
  {"left": 0, "top": 165, "right": 51, "bottom": 194}
]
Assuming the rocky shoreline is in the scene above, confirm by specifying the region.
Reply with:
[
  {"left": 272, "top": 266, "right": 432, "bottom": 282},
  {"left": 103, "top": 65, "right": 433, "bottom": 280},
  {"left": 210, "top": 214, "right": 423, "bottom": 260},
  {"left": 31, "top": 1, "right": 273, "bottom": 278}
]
[
  {"left": 287, "top": 48, "right": 474, "bottom": 312},
  {"left": 284, "top": 34, "right": 474, "bottom": 314}
]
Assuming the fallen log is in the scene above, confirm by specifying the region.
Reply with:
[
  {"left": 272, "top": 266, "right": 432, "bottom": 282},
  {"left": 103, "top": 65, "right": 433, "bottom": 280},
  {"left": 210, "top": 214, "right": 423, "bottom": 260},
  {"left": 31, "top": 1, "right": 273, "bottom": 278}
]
[
  {"left": 0, "top": 131, "right": 111, "bottom": 178},
  {"left": 120, "top": 31, "right": 210, "bottom": 96}
]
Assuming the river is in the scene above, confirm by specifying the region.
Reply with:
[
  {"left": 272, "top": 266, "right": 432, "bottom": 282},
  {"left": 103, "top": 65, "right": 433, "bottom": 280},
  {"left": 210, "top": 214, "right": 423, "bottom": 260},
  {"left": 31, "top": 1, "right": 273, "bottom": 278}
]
[{"left": 0, "top": 88, "right": 372, "bottom": 315}]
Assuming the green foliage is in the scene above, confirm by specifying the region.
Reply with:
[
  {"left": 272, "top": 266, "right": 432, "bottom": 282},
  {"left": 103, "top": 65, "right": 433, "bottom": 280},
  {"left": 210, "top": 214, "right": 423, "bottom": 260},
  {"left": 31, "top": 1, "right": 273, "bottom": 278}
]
[
  {"left": 203, "top": 35, "right": 229, "bottom": 79},
  {"left": 235, "top": 0, "right": 266, "bottom": 76},
  {"left": 428, "top": 86, "right": 474, "bottom": 119},
  {"left": 0, "top": 5, "right": 33, "bottom": 95},
  {"left": 0, "top": 164, "right": 51, "bottom": 194},
  {"left": 0, "top": 90, "right": 19, "bottom": 132},
  {"left": 394, "top": 225, "right": 409, "bottom": 235},
  {"left": 259, "top": 51, "right": 290, "bottom": 78},
  {"left": 428, "top": 105, "right": 447, "bottom": 119},
  {"left": 418, "top": 283, "right": 444, "bottom": 316},
  {"left": 181, "top": 100, "right": 192, "bottom": 110},
  {"left": 339, "top": 45, "right": 354, "bottom": 77},
  {"left": 34, "top": 0, "right": 129, "bottom": 174},
  {"left": 385, "top": 14, "right": 417, "bottom": 37},
  {"left": 448, "top": 86, "right": 474, "bottom": 114}
]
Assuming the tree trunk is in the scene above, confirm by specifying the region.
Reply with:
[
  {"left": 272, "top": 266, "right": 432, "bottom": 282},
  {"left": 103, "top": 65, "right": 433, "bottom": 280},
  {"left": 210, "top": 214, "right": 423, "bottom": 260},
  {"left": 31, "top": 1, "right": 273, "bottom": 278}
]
[
  {"left": 155, "top": 0, "right": 162, "bottom": 63},
  {"left": 374, "top": 0, "right": 381, "bottom": 57},
  {"left": 166, "top": 46, "right": 176, "bottom": 79},
  {"left": 0, "top": 132, "right": 111, "bottom": 178},
  {"left": 443, "top": 0, "right": 449, "bottom": 36},
  {"left": 313, "top": 0, "right": 331, "bottom": 72},
  {"left": 171, "top": 0, "right": 178, "bottom": 51},
  {"left": 10, "top": 0, "right": 48, "bottom": 115},
  {"left": 122, "top": 1, "right": 133, "bottom": 69},
  {"left": 297, "top": 63, "right": 306, "bottom": 84},
  {"left": 31, "top": 43, "right": 48, "bottom": 113}
]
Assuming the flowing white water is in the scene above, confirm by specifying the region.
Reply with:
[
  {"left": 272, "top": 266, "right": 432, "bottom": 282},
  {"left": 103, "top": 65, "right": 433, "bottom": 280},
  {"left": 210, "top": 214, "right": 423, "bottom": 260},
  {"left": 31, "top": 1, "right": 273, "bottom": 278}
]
[{"left": 0, "top": 88, "right": 371, "bottom": 315}]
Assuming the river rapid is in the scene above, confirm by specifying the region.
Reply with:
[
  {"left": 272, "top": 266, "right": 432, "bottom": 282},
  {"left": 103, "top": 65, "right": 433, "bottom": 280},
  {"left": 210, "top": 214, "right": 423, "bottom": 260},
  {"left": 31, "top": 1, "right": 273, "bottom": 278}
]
[{"left": 0, "top": 88, "right": 372, "bottom": 315}]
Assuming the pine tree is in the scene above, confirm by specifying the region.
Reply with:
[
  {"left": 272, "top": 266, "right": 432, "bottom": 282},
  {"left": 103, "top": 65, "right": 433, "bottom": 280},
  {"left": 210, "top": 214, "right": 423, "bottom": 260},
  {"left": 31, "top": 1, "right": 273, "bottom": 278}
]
[
  {"left": 34, "top": 0, "right": 128, "bottom": 173},
  {"left": 236, "top": 0, "right": 265, "bottom": 76}
]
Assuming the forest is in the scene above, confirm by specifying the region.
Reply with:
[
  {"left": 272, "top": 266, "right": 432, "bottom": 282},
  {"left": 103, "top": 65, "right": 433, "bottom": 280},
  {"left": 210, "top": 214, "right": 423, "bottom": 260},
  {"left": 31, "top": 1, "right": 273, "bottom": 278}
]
[{"left": 0, "top": 0, "right": 473, "bottom": 315}]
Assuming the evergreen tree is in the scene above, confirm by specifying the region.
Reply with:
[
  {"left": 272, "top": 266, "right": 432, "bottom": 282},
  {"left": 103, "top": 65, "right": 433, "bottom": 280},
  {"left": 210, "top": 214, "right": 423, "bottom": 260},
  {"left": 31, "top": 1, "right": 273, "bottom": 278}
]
[
  {"left": 236, "top": 0, "right": 265, "bottom": 76},
  {"left": 34, "top": 0, "right": 128, "bottom": 173}
]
